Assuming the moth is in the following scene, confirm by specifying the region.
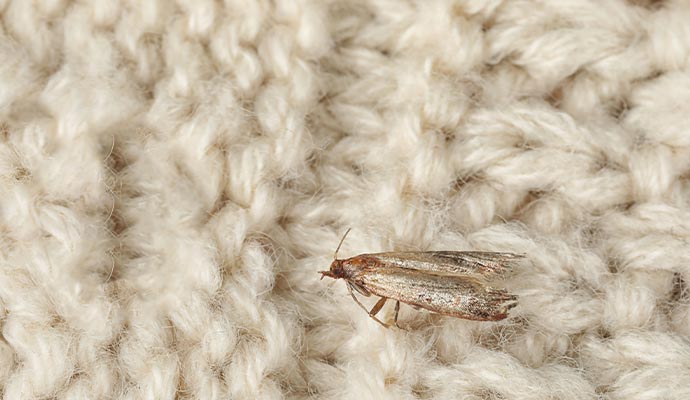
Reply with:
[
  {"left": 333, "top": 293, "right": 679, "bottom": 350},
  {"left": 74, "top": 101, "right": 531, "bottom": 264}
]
[{"left": 319, "top": 229, "right": 521, "bottom": 328}]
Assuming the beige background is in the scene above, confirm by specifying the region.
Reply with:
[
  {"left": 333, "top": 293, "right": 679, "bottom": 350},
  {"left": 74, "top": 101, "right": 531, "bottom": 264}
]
[{"left": 1, "top": 0, "right": 690, "bottom": 399}]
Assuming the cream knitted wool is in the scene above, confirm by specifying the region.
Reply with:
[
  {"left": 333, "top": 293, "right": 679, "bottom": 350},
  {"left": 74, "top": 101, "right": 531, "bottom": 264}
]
[{"left": 1, "top": 0, "right": 690, "bottom": 399}]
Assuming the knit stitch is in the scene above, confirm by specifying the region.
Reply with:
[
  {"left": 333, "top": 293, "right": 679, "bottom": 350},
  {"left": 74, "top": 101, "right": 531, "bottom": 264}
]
[{"left": 1, "top": 1, "right": 689, "bottom": 399}]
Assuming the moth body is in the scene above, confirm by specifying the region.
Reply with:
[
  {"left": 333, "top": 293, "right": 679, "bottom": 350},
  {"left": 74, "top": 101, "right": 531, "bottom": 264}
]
[{"left": 319, "top": 232, "right": 521, "bottom": 328}]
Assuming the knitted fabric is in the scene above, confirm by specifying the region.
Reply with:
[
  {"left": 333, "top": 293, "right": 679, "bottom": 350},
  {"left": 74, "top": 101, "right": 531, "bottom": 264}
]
[{"left": 1, "top": 1, "right": 689, "bottom": 399}]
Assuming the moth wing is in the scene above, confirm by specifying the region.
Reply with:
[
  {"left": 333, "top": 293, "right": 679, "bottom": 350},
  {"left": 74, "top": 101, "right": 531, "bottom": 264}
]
[
  {"left": 353, "top": 267, "right": 518, "bottom": 321},
  {"left": 366, "top": 251, "right": 523, "bottom": 278},
  {"left": 429, "top": 251, "right": 524, "bottom": 277}
]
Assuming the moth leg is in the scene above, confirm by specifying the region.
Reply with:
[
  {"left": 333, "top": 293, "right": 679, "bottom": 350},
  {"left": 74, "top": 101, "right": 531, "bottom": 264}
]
[
  {"left": 369, "top": 297, "right": 387, "bottom": 317},
  {"left": 347, "top": 283, "right": 388, "bottom": 328},
  {"left": 393, "top": 301, "right": 401, "bottom": 329},
  {"left": 350, "top": 282, "right": 371, "bottom": 297}
]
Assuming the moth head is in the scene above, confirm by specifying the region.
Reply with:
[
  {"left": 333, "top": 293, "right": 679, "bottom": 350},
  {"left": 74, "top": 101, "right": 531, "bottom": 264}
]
[
  {"left": 319, "top": 259, "right": 342, "bottom": 280},
  {"left": 320, "top": 228, "right": 352, "bottom": 280}
]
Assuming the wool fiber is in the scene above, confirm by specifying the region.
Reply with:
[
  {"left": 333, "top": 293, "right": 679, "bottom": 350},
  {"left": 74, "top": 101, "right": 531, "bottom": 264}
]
[{"left": 1, "top": 1, "right": 690, "bottom": 399}]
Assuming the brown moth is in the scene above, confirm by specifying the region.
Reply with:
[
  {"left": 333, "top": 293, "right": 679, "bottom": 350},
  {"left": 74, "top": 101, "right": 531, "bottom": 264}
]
[{"left": 319, "top": 229, "right": 521, "bottom": 328}]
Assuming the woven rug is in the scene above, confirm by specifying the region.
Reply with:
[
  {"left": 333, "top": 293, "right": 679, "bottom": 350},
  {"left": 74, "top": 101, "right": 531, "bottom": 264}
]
[{"left": 1, "top": 1, "right": 689, "bottom": 398}]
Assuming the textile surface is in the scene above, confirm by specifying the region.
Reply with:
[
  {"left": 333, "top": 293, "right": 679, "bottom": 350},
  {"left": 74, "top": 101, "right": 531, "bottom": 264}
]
[{"left": 1, "top": 1, "right": 690, "bottom": 399}]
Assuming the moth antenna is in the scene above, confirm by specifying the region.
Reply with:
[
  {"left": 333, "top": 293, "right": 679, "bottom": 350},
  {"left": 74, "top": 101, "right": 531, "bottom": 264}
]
[{"left": 334, "top": 228, "right": 352, "bottom": 260}]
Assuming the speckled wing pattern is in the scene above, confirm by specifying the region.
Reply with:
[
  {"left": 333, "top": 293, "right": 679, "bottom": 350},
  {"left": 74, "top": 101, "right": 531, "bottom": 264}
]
[
  {"left": 351, "top": 252, "right": 521, "bottom": 321},
  {"left": 365, "top": 251, "right": 523, "bottom": 278}
]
